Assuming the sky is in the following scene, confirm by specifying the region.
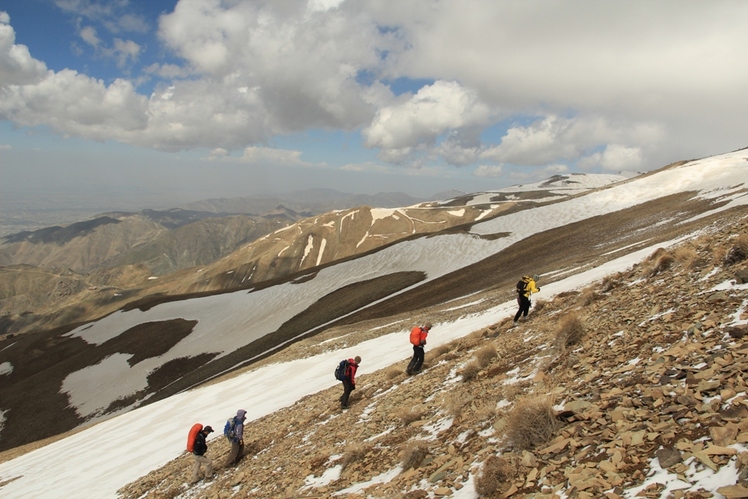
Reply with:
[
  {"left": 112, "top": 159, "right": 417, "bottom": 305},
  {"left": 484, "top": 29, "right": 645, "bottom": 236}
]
[{"left": 1, "top": 0, "right": 748, "bottom": 211}]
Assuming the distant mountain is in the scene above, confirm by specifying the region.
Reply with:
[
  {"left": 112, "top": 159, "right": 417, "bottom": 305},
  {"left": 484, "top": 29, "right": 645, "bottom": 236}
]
[{"left": 178, "top": 188, "right": 427, "bottom": 214}]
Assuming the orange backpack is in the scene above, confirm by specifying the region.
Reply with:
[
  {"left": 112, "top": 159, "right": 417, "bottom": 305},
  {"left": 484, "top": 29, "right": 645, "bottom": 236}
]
[{"left": 186, "top": 423, "right": 203, "bottom": 452}]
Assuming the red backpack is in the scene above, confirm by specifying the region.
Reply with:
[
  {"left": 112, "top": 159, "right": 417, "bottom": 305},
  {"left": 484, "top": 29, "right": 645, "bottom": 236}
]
[{"left": 186, "top": 423, "right": 203, "bottom": 452}]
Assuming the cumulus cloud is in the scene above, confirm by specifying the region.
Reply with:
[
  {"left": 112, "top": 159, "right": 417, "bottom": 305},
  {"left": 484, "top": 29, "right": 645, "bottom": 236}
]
[
  {"left": 2, "top": 1, "right": 748, "bottom": 172},
  {"left": 364, "top": 81, "right": 491, "bottom": 151},
  {"left": 0, "top": 13, "right": 47, "bottom": 85}
]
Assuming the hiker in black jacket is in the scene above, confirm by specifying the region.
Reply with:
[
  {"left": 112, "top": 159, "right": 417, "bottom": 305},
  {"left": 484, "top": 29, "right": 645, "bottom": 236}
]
[{"left": 191, "top": 426, "right": 214, "bottom": 483}]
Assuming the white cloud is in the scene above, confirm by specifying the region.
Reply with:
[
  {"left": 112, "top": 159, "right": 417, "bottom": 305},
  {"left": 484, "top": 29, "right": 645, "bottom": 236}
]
[
  {"left": 78, "top": 25, "right": 101, "bottom": 48},
  {"left": 238, "top": 146, "right": 308, "bottom": 166},
  {"left": 111, "top": 38, "right": 141, "bottom": 67},
  {"left": 364, "top": 81, "right": 491, "bottom": 151},
  {"left": 579, "top": 144, "right": 643, "bottom": 172},
  {"left": 473, "top": 164, "right": 503, "bottom": 178},
  {"left": 0, "top": 13, "right": 47, "bottom": 85},
  {"left": 2, "top": 1, "right": 748, "bottom": 171}
]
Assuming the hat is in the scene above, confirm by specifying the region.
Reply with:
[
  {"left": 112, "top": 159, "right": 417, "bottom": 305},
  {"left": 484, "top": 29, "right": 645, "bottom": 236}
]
[
  {"left": 203, "top": 426, "right": 214, "bottom": 433},
  {"left": 354, "top": 356, "right": 361, "bottom": 363},
  {"left": 532, "top": 274, "right": 539, "bottom": 281},
  {"left": 424, "top": 322, "right": 432, "bottom": 329}
]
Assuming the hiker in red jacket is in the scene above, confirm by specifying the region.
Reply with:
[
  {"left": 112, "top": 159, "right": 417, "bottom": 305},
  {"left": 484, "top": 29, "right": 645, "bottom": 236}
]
[
  {"left": 406, "top": 322, "right": 432, "bottom": 375},
  {"left": 340, "top": 356, "right": 361, "bottom": 409}
]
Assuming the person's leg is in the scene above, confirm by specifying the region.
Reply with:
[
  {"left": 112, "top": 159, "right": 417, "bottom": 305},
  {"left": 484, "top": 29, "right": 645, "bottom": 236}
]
[
  {"left": 413, "top": 346, "right": 425, "bottom": 372},
  {"left": 514, "top": 296, "right": 523, "bottom": 322},
  {"left": 191, "top": 455, "right": 201, "bottom": 483},
  {"left": 341, "top": 380, "right": 353, "bottom": 407},
  {"left": 225, "top": 441, "right": 239, "bottom": 466},
  {"left": 521, "top": 296, "right": 531, "bottom": 317},
  {"left": 203, "top": 456, "right": 213, "bottom": 478},
  {"left": 406, "top": 345, "right": 418, "bottom": 374}
]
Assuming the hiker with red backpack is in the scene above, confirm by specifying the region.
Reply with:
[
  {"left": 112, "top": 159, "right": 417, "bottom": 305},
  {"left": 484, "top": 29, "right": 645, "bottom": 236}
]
[
  {"left": 339, "top": 356, "right": 361, "bottom": 409},
  {"left": 187, "top": 424, "right": 214, "bottom": 483},
  {"left": 406, "top": 322, "right": 432, "bottom": 375},
  {"left": 514, "top": 274, "right": 540, "bottom": 324},
  {"left": 224, "top": 409, "right": 247, "bottom": 467}
]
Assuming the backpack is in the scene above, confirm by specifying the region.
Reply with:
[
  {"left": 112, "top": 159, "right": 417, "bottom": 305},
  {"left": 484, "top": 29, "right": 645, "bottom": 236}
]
[
  {"left": 187, "top": 423, "right": 203, "bottom": 452},
  {"left": 516, "top": 279, "right": 527, "bottom": 294},
  {"left": 224, "top": 417, "right": 237, "bottom": 442},
  {"left": 334, "top": 359, "right": 349, "bottom": 381}
]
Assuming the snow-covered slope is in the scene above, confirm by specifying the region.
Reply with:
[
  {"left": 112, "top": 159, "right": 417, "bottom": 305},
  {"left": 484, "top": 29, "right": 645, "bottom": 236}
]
[{"left": 0, "top": 149, "right": 746, "bottom": 497}]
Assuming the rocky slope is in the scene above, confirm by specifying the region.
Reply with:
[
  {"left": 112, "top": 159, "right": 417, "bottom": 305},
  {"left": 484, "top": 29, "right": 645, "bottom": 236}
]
[{"left": 118, "top": 212, "right": 748, "bottom": 498}]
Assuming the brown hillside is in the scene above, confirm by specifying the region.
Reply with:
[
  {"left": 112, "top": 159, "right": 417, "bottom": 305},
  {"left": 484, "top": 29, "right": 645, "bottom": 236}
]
[{"left": 118, "top": 212, "right": 748, "bottom": 498}]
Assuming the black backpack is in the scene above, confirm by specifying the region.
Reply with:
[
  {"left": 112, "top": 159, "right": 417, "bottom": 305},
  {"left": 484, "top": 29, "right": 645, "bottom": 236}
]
[
  {"left": 516, "top": 279, "right": 527, "bottom": 294},
  {"left": 334, "top": 359, "right": 349, "bottom": 381}
]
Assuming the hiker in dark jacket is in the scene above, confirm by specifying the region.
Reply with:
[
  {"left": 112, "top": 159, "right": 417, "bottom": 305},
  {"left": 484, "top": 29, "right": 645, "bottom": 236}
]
[
  {"left": 514, "top": 275, "right": 540, "bottom": 323},
  {"left": 406, "top": 322, "right": 431, "bottom": 375},
  {"left": 224, "top": 409, "right": 247, "bottom": 467},
  {"left": 340, "top": 356, "right": 360, "bottom": 409},
  {"left": 191, "top": 426, "right": 214, "bottom": 483}
]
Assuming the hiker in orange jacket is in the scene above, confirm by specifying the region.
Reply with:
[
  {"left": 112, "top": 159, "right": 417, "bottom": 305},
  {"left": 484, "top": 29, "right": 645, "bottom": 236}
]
[
  {"left": 406, "top": 322, "right": 432, "bottom": 375},
  {"left": 340, "top": 356, "right": 360, "bottom": 409}
]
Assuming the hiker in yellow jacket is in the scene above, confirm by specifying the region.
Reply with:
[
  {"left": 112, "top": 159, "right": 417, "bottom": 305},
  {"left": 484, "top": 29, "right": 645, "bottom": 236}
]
[{"left": 514, "top": 275, "right": 540, "bottom": 323}]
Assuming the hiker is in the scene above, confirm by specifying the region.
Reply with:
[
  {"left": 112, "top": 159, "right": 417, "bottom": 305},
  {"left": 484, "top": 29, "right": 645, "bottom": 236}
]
[
  {"left": 514, "top": 274, "right": 540, "bottom": 323},
  {"left": 339, "top": 356, "right": 361, "bottom": 409},
  {"left": 224, "top": 409, "right": 247, "bottom": 467},
  {"left": 406, "top": 322, "right": 432, "bottom": 375},
  {"left": 191, "top": 425, "right": 214, "bottom": 483}
]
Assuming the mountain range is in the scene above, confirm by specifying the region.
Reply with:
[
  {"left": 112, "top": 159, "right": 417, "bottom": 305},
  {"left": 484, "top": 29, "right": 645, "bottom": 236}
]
[{"left": 0, "top": 152, "right": 746, "bottom": 498}]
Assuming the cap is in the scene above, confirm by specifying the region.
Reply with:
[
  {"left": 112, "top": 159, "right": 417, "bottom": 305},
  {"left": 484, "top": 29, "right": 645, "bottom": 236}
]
[
  {"left": 354, "top": 356, "right": 361, "bottom": 363},
  {"left": 203, "top": 426, "right": 214, "bottom": 433},
  {"left": 533, "top": 274, "right": 539, "bottom": 281}
]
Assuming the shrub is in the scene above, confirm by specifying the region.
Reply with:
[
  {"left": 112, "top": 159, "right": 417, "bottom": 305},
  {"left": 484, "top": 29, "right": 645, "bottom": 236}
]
[
  {"left": 532, "top": 299, "right": 546, "bottom": 313},
  {"left": 340, "top": 442, "right": 370, "bottom": 470},
  {"left": 443, "top": 391, "right": 474, "bottom": 417},
  {"left": 504, "top": 395, "right": 559, "bottom": 450},
  {"left": 386, "top": 366, "right": 402, "bottom": 379},
  {"left": 644, "top": 248, "right": 675, "bottom": 277},
  {"left": 426, "top": 344, "right": 451, "bottom": 363},
  {"left": 401, "top": 440, "right": 429, "bottom": 470},
  {"left": 474, "top": 344, "right": 497, "bottom": 368},
  {"left": 577, "top": 287, "right": 597, "bottom": 306},
  {"left": 474, "top": 456, "right": 518, "bottom": 496},
  {"left": 460, "top": 360, "right": 482, "bottom": 382},
  {"left": 673, "top": 246, "right": 698, "bottom": 268},
  {"left": 396, "top": 405, "right": 428, "bottom": 425},
  {"left": 555, "top": 312, "right": 585, "bottom": 350}
]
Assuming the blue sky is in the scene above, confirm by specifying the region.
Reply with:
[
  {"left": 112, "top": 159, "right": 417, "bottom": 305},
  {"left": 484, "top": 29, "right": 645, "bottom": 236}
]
[{"left": 1, "top": 0, "right": 747, "bottom": 212}]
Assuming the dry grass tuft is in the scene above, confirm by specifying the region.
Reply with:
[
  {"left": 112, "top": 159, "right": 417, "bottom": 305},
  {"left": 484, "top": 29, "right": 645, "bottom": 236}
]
[
  {"left": 532, "top": 299, "right": 547, "bottom": 313},
  {"left": 504, "top": 395, "right": 559, "bottom": 450},
  {"left": 474, "top": 456, "right": 518, "bottom": 496},
  {"left": 673, "top": 245, "right": 699, "bottom": 268},
  {"left": 460, "top": 359, "right": 482, "bottom": 382},
  {"left": 426, "top": 344, "right": 451, "bottom": 363},
  {"left": 555, "top": 312, "right": 585, "bottom": 350},
  {"left": 386, "top": 366, "right": 402, "bottom": 379},
  {"left": 400, "top": 440, "right": 429, "bottom": 470},
  {"left": 644, "top": 248, "right": 675, "bottom": 277},
  {"left": 340, "top": 442, "right": 371, "bottom": 470},
  {"left": 577, "top": 287, "right": 597, "bottom": 306},
  {"left": 396, "top": 404, "right": 428, "bottom": 425},
  {"left": 474, "top": 399, "right": 497, "bottom": 422},
  {"left": 599, "top": 275, "right": 619, "bottom": 293},
  {"left": 474, "top": 344, "right": 497, "bottom": 368},
  {"left": 443, "top": 391, "right": 474, "bottom": 417}
]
